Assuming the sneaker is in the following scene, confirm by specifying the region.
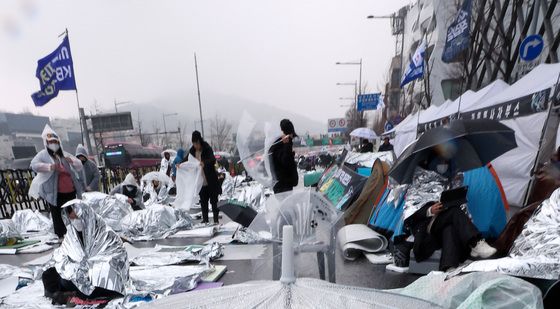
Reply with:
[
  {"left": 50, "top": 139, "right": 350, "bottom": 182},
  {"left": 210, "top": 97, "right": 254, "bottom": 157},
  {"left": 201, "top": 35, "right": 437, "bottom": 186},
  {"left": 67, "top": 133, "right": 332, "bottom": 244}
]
[{"left": 470, "top": 240, "right": 497, "bottom": 259}]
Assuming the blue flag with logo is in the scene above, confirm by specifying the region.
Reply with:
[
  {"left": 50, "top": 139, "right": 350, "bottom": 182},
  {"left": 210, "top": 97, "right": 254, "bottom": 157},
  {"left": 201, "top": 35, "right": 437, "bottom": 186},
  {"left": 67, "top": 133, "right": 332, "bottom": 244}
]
[
  {"left": 31, "top": 36, "right": 76, "bottom": 106},
  {"left": 442, "top": 0, "right": 472, "bottom": 63},
  {"left": 357, "top": 93, "right": 382, "bottom": 111},
  {"left": 400, "top": 41, "right": 426, "bottom": 88}
]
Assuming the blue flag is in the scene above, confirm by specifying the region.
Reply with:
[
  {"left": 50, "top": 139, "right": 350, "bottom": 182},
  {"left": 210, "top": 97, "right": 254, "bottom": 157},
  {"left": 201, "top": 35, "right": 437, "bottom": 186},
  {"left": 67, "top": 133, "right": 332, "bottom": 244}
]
[
  {"left": 442, "top": 0, "right": 472, "bottom": 63},
  {"left": 31, "top": 36, "right": 76, "bottom": 106},
  {"left": 400, "top": 41, "right": 426, "bottom": 88},
  {"left": 357, "top": 93, "right": 382, "bottom": 111}
]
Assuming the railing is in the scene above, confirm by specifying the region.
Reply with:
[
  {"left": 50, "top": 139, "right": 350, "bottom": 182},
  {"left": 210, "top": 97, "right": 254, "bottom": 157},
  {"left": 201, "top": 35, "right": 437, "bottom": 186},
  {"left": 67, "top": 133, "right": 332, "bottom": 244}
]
[{"left": 0, "top": 166, "right": 158, "bottom": 219}]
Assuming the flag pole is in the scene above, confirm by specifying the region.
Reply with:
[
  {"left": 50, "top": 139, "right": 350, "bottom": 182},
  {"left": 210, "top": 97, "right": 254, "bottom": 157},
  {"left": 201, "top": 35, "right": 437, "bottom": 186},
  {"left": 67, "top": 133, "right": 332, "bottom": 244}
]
[{"left": 62, "top": 28, "right": 87, "bottom": 149}]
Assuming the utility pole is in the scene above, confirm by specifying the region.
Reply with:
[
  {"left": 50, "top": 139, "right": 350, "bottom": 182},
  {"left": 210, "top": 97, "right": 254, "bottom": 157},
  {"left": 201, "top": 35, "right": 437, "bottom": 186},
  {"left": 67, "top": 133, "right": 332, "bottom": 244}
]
[{"left": 194, "top": 53, "right": 205, "bottom": 137}]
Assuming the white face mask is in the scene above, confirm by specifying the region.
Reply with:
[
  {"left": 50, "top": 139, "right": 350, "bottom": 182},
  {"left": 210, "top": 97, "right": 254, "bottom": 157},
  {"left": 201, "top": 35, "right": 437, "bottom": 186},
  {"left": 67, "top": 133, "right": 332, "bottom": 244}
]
[
  {"left": 71, "top": 218, "right": 84, "bottom": 232},
  {"left": 436, "top": 164, "right": 449, "bottom": 174},
  {"left": 47, "top": 143, "right": 60, "bottom": 152}
]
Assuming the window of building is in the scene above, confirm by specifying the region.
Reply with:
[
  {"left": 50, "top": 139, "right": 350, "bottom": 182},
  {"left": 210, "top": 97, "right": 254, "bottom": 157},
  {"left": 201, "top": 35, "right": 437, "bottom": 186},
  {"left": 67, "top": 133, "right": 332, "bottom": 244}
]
[{"left": 441, "top": 79, "right": 463, "bottom": 101}]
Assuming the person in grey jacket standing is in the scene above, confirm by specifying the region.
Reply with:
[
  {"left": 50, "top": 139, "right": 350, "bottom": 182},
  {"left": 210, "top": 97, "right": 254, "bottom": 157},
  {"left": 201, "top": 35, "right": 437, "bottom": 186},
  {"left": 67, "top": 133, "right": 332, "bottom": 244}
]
[
  {"left": 29, "top": 125, "right": 85, "bottom": 239},
  {"left": 75, "top": 144, "right": 100, "bottom": 192}
]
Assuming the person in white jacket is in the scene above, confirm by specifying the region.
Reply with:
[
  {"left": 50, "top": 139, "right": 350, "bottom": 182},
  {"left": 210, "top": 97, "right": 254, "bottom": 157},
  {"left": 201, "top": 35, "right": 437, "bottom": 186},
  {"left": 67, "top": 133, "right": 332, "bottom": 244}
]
[
  {"left": 29, "top": 125, "right": 85, "bottom": 238},
  {"left": 160, "top": 151, "right": 172, "bottom": 177}
]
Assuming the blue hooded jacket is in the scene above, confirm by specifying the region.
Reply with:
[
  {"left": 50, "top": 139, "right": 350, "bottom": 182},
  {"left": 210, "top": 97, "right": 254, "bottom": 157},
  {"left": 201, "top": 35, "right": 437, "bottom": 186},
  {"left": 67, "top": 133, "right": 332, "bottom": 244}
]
[{"left": 171, "top": 148, "right": 185, "bottom": 177}]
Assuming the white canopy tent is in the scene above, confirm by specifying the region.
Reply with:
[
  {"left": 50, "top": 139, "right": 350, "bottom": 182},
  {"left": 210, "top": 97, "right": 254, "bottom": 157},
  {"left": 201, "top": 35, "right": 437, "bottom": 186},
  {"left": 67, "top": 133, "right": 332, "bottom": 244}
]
[{"left": 388, "top": 63, "right": 560, "bottom": 206}]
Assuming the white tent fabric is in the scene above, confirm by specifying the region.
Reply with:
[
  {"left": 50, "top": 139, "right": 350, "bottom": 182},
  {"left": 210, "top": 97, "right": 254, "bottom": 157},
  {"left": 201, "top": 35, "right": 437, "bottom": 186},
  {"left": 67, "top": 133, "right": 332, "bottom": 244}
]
[{"left": 390, "top": 112, "right": 420, "bottom": 157}]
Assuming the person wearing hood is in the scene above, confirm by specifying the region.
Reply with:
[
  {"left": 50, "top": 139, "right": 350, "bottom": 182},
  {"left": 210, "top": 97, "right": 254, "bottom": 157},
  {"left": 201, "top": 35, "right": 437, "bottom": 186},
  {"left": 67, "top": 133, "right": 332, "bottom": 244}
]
[
  {"left": 42, "top": 201, "right": 127, "bottom": 306},
  {"left": 160, "top": 151, "right": 172, "bottom": 177},
  {"left": 30, "top": 125, "right": 85, "bottom": 239},
  {"left": 180, "top": 131, "right": 222, "bottom": 224},
  {"left": 269, "top": 119, "right": 298, "bottom": 193},
  {"left": 171, "top": 148, "right": 185, "bottom": 182},
  {"left": 110, "top": 173, "right": 144, "bottom": 210},
  {"left": 75, "top": 144, "right": 100, "bottom": 192}
]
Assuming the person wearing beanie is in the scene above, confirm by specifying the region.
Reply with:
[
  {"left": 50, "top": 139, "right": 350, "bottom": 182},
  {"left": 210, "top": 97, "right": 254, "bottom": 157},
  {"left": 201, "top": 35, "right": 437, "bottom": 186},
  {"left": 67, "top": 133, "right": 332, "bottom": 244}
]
[
  {"left": 181, "top": 131, "right": 222, "bottom": 224},
  {"left": 75, "top": 144, "right": 100, "bottom": 192},
  {"left": 269, "top": 119, "right": 299, "bottom": 193},
  {"left": 29, "top": 124, "right": 85, "bottom": 239}
]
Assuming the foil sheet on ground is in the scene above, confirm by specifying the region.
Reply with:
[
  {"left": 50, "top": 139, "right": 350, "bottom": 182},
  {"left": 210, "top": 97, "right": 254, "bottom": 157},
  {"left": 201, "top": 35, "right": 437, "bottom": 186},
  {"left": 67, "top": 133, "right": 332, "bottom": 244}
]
[
  {"left": 131, "top": 243, "right": 223, "bottom": 266},
  {"left": 467, "top": 187, "right": 560, "bottom": 280},
  {"left": 232, "top": 227, "right": 273, "bottom": 244},
  {"left": 230, "top": 182, "right": 267, "bottom": 212},
  {"left": 129, "top": 265, "right": 209, "bottom": 295},
  {"left": 11, "top": 209, "right": 52, "bottom": 234},
  {"left": 402, "top": 168, "right": 447, "bottom": 220},
  {"left": 0, "top": 280, "right": 54, "bottom": 309},
  {"left": 120, "top": 204, "right": 193, "bottom": 242},
  {"left": 53, "top": 200, "right": 129, "bottom": 296},
  {"left": 82, "top": 192, "right": 133, "bottom": 232}
]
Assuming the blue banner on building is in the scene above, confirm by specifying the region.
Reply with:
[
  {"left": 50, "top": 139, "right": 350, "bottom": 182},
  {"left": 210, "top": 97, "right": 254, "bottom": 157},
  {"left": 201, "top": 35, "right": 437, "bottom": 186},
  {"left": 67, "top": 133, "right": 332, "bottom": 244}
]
[
  {"left": 442, "top": 0, "right": 472, "bottom": 63},
  {"left": 357, "top": 93, "right": 382, "bottom": 111},
  {"left": 31, "top": 36, "right": 76, "bottom": 107},
  {"left": 401, "top": 41, "right": 426, "bottom": 88}
]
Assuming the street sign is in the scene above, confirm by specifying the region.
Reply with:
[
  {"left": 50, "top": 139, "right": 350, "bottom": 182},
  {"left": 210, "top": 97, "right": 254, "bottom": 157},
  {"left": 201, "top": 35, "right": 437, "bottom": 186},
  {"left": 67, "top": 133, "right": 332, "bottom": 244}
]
[
  {"left": 91, "top": 112, "right": 133, "bottom": 133},
  {"left": 519, "top": 34, "right": 544, "bottom": 62},
  {"left": 328, "top": 118, "right": 347, "bottom": 133},
  {"left": 357, "top": 93, "right": 382, "bottom": 111}
]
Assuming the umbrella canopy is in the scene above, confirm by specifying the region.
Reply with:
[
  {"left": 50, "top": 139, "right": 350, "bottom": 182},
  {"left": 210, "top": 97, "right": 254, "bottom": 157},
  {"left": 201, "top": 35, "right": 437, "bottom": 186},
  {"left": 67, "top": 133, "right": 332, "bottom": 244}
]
[
  {"left": 350, "top": 127, "right": 378, "bottom": 140},
  {"left": 218, "top": 199, "right": 258, "bottom": 227},
  {"left": 389, "top": 119, "right": 517, "bottom": 184},
  {"left": 142, "top": 225, "right": 441, "bottom": 309}
]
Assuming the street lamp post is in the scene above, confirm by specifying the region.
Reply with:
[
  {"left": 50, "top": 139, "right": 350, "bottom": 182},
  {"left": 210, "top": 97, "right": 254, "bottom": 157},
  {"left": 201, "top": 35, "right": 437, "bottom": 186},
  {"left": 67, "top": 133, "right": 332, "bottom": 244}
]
[{"left": 163, "top": 113, "right": 178, "bottom": 147}]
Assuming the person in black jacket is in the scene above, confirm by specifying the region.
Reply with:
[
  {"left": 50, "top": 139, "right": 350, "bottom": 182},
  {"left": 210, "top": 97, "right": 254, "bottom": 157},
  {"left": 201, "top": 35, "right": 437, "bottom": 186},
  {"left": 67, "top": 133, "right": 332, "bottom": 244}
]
[
  {"left": 359, "top": 139, "right": 374, "bottom": 153},
  {"left": 378, "top": 137, "right": 394, "bottom": 152},
  {"left": 404, "top": 201, "right": 496, "bottom": 271},
  {"left": 181, "top": 131, "right": 222, "bottom": 224},
  {"left": 270, "top": 119, "right": 299, "bottom": 193}
]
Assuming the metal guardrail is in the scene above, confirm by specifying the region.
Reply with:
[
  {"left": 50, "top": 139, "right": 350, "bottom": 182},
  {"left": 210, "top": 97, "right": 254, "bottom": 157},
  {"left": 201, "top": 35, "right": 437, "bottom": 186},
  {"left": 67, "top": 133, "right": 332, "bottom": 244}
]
[{"left": 0, "top": 166, "right": 158, "bottom": 219}]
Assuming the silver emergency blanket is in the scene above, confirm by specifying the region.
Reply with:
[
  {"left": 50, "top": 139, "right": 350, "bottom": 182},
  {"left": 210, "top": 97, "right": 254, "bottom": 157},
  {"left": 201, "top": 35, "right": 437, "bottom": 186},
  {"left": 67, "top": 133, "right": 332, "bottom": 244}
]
[
  {"left": 11, "top": 209, "right": 52, "bottom": 234},
  {"left": 465, "top": 187, "right": 560, "bottom": 280},
  {"left": 81, "top": 192, "right": 133, "bottom": 232},
  {"left": 395, "top": 272, "right": 542, "bottom": 309},
  {"left": 141, "top": 171, "right": 174, "bottom": 206},
  {"left": 345, "top": 150, "right": 395, "bottom": 167},
  {"left": 0, "top": 264, "right": 21, "bottom": 280},
  {"left": 131, "top": 243, "right": 223, "bottom": 266},
  {"left": 120, "top": 204, "right": 193, "bottom": 242},
  {"left": 53, "top": 200, "right": 128, "bottom": 296},
  {"left": 402, "top": 168, "right": 447, "bottom": 220},
  {"left": 233, "top": 182, "right": 267, "bottom": 212},
  {"left": 0, "top": 219, "right": 21, "bottom": 245},
  {"left": 129, "top": 265, "right": 209, "bottom": 296},
  {"left": 232, "top": 227, "right": 274, "bottom": 244},
  {"left": 140, "top": 277, "right": 441, "bottom": 309}
]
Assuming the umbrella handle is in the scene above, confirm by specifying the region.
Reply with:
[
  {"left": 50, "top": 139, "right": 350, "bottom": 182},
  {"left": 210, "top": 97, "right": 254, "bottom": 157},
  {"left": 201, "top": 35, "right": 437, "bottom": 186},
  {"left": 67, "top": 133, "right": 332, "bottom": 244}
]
[{"left": 280, "top": 225, "right": 296, "bottom": 284}]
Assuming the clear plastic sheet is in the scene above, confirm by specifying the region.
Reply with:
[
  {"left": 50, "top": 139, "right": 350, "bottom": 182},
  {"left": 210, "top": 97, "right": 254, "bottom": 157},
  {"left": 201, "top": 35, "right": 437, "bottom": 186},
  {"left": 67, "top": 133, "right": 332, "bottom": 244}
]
[
  {"left": 466, "top": 187, "right": 560, "bottom": 280},
  {"left": 131, "top": 243, "right": 223, "bottom": 266},
  {"left": 394, "top": 272, "right": 543, "bottom": 309},
  {"left": 129, "top": 265, "right": 209, "bottom": 296},
  {"left": 82, "top": 192, "right": 133, "bottom": 232},
  {"left": 173, "top": 155, "right": 203, "bottom": 210},
  {"left": 0, "top": 219, "right": 21, "bottom": 245},
  {"left": 11, "top": 209, "right": 52, "bottom": 234},
  {"left": 120, "top": 204, "right": 193, "bottom": 242},
  {"left": 139, "top": 277, "right": 441, "bottom": 309},
  {"left": 402, "top": 168, "right": 447, "bottom": 220},
  {"left": 53, "top": 200, "right": 129, "bottom": 296}
]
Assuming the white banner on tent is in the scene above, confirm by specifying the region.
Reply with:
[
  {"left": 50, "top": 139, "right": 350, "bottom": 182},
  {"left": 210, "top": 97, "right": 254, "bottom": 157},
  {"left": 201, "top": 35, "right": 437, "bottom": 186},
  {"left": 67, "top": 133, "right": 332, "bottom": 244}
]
[{"left": 173, "top": 154, "right": 204, "bottom": 210}]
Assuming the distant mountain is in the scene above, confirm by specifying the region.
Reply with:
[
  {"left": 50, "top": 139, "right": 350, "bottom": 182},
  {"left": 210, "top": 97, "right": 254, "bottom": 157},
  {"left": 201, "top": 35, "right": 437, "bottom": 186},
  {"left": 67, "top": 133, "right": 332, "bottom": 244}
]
[{"left": 118, "top": 92, "right": 325, "bottom": 136}]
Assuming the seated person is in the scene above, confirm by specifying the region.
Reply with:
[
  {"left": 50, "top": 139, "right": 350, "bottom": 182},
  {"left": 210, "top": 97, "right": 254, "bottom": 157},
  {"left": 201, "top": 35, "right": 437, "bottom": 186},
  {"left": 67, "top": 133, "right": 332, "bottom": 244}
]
[
  {"left": 405, "top": 200, "right": 497, "bottom": 271},
  {"left": 143, "top": 179, "right": 162, "bottom": 202},
  {"left": 42, "top": 202, "right": 127, "bottom": 306},
  {"left": 110, "top": 173, "right": 144, "bottom": 210},
  {"left": 359, "top": 139, "right": 374, "bottom": 153}
]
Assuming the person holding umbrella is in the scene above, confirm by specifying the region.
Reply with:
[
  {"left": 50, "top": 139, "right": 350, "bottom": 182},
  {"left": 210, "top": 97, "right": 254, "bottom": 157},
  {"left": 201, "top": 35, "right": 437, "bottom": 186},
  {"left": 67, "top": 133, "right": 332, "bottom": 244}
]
[
  {"left": 181, "top": 131, "right": 222, "bottom": 225},
  {"left": 270, "top": 119, "right": 298, "bottom": 193},
  {"left": 359, "top": 139, "right": 374, "bottom": 153}
]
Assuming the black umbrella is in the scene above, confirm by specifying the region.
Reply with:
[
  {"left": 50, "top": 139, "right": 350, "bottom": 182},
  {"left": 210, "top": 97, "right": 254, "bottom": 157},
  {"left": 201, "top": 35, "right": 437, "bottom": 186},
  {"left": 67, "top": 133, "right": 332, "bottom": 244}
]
[
  {"left": 389, "top": 119, "right": 517, "bottom": 184},
  {"left": 218, "top": 199, "right": 258, "bottom": 227}
]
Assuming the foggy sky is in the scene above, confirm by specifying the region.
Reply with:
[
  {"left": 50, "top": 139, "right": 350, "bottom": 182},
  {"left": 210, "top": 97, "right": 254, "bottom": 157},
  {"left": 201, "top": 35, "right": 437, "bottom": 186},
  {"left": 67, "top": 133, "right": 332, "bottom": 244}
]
[{"left": 0, "top": 0, "right": 410, "bottom": 125}]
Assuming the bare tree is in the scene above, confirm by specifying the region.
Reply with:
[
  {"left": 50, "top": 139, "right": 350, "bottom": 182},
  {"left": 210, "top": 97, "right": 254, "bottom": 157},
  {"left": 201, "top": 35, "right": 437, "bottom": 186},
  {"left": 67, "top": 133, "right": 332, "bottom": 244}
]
[{"left": 209, "top": 114, "right": 233, "bottom": 152}]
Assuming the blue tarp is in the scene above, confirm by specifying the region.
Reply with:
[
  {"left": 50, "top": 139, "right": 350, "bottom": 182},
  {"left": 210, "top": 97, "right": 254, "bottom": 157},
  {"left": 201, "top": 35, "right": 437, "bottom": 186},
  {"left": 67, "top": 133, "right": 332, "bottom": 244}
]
[{"left": 463, "top": 166, "right": 507, "bottom": 238}]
